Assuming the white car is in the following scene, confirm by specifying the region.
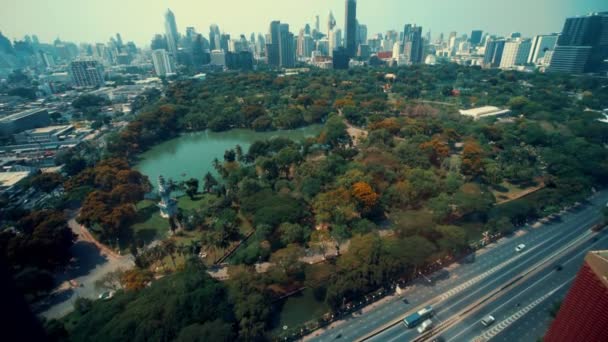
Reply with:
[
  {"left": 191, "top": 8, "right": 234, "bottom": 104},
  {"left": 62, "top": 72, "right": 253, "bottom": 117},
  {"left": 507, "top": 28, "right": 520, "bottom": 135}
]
[
  {"left": 417, "top": 319, "right": 433, "bottom": 333},
  {"left": 515, "top": 244, "right": 526, "bottom": 252},
  {"left": 481, "top": 315, "right": 495, "bottom": 326}
]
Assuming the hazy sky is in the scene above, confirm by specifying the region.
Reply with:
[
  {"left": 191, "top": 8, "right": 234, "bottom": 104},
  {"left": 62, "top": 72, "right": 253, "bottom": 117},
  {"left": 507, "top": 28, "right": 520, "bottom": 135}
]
[{"left": 0, "top": 0, "right": 606, "bottom": 46}]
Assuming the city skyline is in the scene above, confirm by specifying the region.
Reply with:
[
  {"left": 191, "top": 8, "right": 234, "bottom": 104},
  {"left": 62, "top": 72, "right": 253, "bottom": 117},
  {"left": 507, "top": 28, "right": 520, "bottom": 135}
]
[{"left": 1, "top": 0, "right": 606, "bottom": 46}]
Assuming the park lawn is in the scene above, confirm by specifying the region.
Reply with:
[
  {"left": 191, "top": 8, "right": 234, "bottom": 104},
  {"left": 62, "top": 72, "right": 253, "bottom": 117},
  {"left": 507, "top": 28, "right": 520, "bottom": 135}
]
[
  {"left": 127, "top": 193, "right": 219, "bottom": 248},
  {"left": 491, "top": 180, "right": 544, "bottom": 204}
]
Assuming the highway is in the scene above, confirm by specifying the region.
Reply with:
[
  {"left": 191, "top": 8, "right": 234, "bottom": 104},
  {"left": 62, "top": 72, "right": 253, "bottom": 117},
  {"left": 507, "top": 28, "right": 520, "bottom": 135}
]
[{"left": 306, "top": 190, "right": 608, "bottom": 342}]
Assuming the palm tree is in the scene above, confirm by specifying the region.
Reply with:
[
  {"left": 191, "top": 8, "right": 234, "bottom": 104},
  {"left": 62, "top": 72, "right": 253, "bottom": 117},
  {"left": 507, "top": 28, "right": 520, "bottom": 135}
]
[{"left": 235, "top": 144, "right": 243, "bottom": 162}]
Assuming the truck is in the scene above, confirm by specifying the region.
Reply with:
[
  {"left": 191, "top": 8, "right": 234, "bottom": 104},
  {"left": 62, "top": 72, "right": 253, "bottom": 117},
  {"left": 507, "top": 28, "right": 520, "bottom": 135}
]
[{"left": 403, "top": 305, "right": 434, "bottom": 328}]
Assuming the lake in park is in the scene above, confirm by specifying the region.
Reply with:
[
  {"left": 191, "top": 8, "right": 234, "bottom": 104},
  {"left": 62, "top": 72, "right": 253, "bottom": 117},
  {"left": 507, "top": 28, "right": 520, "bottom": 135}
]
[{"left": 135, "top": 125, "right": 323, "bottom": 191}]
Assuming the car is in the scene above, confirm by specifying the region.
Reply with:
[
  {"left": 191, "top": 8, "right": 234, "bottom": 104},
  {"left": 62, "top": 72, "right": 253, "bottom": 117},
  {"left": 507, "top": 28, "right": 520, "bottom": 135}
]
[
  {"left": 98, "top": 290, "right": 115, "bottom": 301},
  {"left": 555, "top": 265, "right": 563, "bottom": 271},
  {"left": 481, "top": 315, "right": 495, "bottom": 326},
  {"left": 515, "top": 244, "right": 526, "bottom": 252},
  {"left": 417, "top": 319, "right": 433, "bottom": 333}
]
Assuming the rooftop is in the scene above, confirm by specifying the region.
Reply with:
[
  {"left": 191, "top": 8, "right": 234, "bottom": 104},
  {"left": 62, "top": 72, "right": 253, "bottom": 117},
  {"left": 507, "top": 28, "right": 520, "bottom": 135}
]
[
  {"left": 28, "top": 125, "right": 73, "bottom": 134},
  {"left": 459, "top": 106, "right": 512, "bottom": 120},
  {"left": 0, "top": 108, "right": 48, "bottom": 123},
  {"left": 0, "top": 171, "right": 30, "bottom": 188}
]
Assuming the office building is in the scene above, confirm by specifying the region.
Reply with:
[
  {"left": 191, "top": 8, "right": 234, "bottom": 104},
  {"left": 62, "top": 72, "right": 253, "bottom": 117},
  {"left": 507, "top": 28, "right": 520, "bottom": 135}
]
[
  {"left": 164, "top": 9, "right": 179, "bottom": 57},
  {"left": 0, "top": 109, "right": 51, "bottom": 137},
  {"left": 69, "top": 60, "right": 104, "bottom": 87},
  {"left": 226, "top": 51, "right": 253, "bottom": 70},
  {"left": 470, "top": 30, "right": 483, "bottom": 45},
  {"left": 210, "top": 50, "right": 226, "bottom": 66},
  {"left": 483, "top": 39, "right": 506, "bottom": 68},
  {"left": 403, "top": 24, "right": 424, "bottom": 64},
  {"left": 545, "top": 251, "right": 608, "bottom": 342},
  {"left": 549, "top": 12, "right": 608, "bottom": 73},
  {"left": 267, "top": 21, "right": 281, "bottom": 66},
  {"left": 528, "top": 34, "right": 558, "bottom": 64},
  {"left": 209, "top": 24, "right": 221, "bottom": 51},
  {"left": 358, "top": 24, "right": 368, "bottom": 46},
  {"left": 548, "top": 46, "right": 592, "bottom": 73},
  {"left": 332, "top": 47, "right": 350, "bottom": 69},
  {"left": 500, "top": 39, "right": 532, "bottom": 69},
  {"left": 297, "top": 29, "right": 314, "bottom": 58},
  {"left": 345, "top": 0, "right": 357, "bottom": 57},
  {"left": 327, "top": 11, "right": 336, "bottom": 37},
  {"left": 151, "top": 49, "right": 176, "bottom": 76},
  {"left": 279, "top": 23, "right": 296, "bottom": 68},
  {"left": 13, "top": 125, "right": 74, "bottom": 144},
  {"left": 329, "top": 29, "right": 342, "bottom": 57}
]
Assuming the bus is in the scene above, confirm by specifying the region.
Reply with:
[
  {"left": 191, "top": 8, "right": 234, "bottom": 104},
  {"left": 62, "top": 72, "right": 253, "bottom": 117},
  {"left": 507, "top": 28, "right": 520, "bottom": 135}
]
[{"left": 403, "top": 306, "right": 434, "bottom": 328}]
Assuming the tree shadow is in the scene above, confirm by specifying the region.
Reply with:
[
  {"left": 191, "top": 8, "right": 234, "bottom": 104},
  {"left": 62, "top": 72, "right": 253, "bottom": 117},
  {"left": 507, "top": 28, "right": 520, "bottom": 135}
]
[{"left": 59, "top": 241, "right": 108, "bottom": 281}]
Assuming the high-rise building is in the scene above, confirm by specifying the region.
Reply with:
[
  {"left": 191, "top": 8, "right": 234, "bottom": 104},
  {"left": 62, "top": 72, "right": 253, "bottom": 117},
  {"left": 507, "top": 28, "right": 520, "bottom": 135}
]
[
  {"left": 164, "top": 9, "right": 179, "bottom": 57},
  {"left": 69, "top": 60, "right": 104, "bottom": 87},
  {"left": 209, "top": 24, "right": 221, "bottom": 51},
  {"left": 329, "top": 29, "right": 343, "bottom": 57},
  {"left": 332, "top": 46, "right": 350, "bottom": 69},
  {"left": 403, "top": 24, "right": 423, "bottom": 64},
  {"left": 151, "top": 34, "right": 168, "bottom": 51},
  {"left": 267, "top": 21, "right": 281, "bottom": 66},
  {"left": 500, "top": 39, "right": 532, "bottom": 69},
  {"left": 549, "top": 12, "right": 608, "bottom": 73},
  {"left": 545, "top": 250, "right": 608, "bottom": 342},
  {"left": 470, "top": 30, "right": 483, "bottom": 45},
  {"left": 279, "top": 23, "right": 296, "bottom": 68},
  {"left": 358, "top": 24, "right": 368, "bottom": 46},
  {"left": 483, "top": 39, "right": 506, "bottom": 68},
  {"left": 345, "top": 0, "right": 357, "bottom": 57},
  {"left": 210, "top": 50, "right": 226, "bottom": 66},
  {"left": 327, "top": 11, "right": 336, "bottom": 37},
  {"left": 151, "top": 49, "right": 176, "bottom": 76},
  {"left": 315, "top": 15, "right": 320, "bottom": 32},
  {"left": 528, "top": 34, "right": 558, "bottom": 64},
  {"left": 297, "top": 29, "right": 314, "bottom": 58}
]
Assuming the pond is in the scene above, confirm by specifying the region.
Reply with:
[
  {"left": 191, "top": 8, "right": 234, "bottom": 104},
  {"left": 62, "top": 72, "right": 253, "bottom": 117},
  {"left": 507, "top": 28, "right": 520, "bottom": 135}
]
[{"left": 135, "top": 125, "right": 323, "bottom": 191}]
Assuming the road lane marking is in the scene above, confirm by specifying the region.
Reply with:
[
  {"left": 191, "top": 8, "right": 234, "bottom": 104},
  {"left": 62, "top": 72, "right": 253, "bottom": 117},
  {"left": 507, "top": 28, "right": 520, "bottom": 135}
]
[{"left": 445, "top": 231, "right": 608, "bottom": 342}]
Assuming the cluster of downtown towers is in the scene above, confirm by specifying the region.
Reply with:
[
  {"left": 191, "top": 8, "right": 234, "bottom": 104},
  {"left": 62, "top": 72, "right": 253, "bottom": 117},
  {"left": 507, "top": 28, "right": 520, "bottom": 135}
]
[
  {"left": 156, "top": 0, "right": 424, "bottom": 71},
  {"left": 151, "top": 3, "right": 606, "bottom": 75}
]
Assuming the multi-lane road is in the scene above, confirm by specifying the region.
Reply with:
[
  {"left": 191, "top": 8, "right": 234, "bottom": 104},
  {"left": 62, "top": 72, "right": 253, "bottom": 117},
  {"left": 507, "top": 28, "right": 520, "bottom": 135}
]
[{"left": 307, "top": 190, "right": 608, "bottom": 342}]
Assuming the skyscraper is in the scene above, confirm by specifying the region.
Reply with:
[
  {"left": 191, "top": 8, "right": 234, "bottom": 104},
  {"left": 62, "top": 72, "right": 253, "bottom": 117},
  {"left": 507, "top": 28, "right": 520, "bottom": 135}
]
[
  {"left": 267, "top": 21, "right": 281, "bottom": 66},
  {"left": 403, "top": 24, "right": 423, "bottom": 64},
  {"left": 164, "top": 9, "right": 179, "bottom": 57},
  {"left": 209, "top": 24, "right": 221, "bottom": 51},
  {"left": 528, "top": 34, "right": 558, "bottom": 64},
  {"left": 315, "top": 15, "right": 320, "bottom": 32},
  {"left": 549, "top": 12, "right": 608, "bottom": 73},
  {"left": 358, "top": 24, "right": 368, "bottom": 46},
  {"left": 499, "top": 39, "right": 532, "bottom": 69},
  {"left": 279, "top": 23, "right": 295, "bottom": 68},
  {"left": 151, "top": 49, "right": 176, "bottom": 76},
  {"left": 470, "top": 30, "right": 483, "bottom": 45},
  {"left": 545, "top": 250, "right": 608, "bottom": 342},
  {"left": 327, "top": 11, "right": 336, "bottom": 38},
  {"left": 483, "top": 39, "right": 506, "bottom": 68},
  {"left": 345, "top": 0, "right": 357, "bottom": 57}
]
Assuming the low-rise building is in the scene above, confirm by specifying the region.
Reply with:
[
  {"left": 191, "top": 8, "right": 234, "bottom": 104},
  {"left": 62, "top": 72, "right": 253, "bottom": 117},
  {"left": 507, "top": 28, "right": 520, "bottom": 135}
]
[
  {"left": 459, "top": 106, "right": 512, "bottom": 120},
  {"left": 0, "top": 171, "right": 30, "bottom": 194},
  {"left": 0, "top": 109, "right": 51, "bottom": 137},
  {"left": 13, "top": 125, "right": 74, "bottom": 144}
]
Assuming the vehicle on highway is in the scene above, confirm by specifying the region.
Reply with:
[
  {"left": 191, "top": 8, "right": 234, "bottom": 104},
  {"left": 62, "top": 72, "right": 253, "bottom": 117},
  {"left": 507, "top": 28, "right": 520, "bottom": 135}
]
[
  {"left": 417, "top": 319, "right": 433, "bottom": 333},
  {"left": 403, "top": 305, "right": 433, "bottom": 328},
  {"left": 481, "top": 315, "right": 495, "bottom": 326},
  {"left": 515, "top": 244, "right": 526, "bottom": 252},
  {"left": 555, "top": 264, "right": 563, "bottom": 271}
]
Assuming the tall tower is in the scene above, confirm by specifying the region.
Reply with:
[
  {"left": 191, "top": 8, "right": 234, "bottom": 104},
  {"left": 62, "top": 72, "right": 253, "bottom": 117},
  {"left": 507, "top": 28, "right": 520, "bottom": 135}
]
[
  {"left": 267, "top": 21, "right": 281, "bottom": 66},
  {"left": 345, "top": 0, "right": 357, "bottom": 57},
  {"left": 164, "top": 9, "right": 179, "bottom": 57},
  {"left": 327, "top": 11, "right": 336, "bottom": 38}
]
